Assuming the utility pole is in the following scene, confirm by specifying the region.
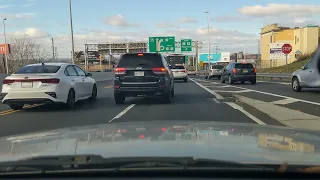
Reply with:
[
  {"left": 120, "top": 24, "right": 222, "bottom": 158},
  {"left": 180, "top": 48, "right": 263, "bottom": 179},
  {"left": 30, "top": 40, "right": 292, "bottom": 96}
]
[
  {"left": 51, "top": 38, "right": 55, "bottom": 62},
  {"left": 55, "top": 47, "right": 58, "bottom": 61}
]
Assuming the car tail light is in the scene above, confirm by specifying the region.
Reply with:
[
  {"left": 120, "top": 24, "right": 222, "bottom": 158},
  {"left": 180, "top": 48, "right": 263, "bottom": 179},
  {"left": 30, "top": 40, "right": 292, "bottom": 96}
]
[
  {"left": 254, "top": 68, "right": 256, "bottom": 73},
  {"left": 3, "top": 79, "right": 14, "bottom": 85},
  {"left": 152, "top": 67, "right": 166, "bottom": 74},
  {"left": 139, "top": 134, "right": 145, "bottom": 139},
  {"left": 233, "top": 68, "right": 237, "bottom": 74},
  {"left": 161, "top": 128, "right": 166, "bottom": 132},
  {"left": 40, "top": 78, "right": 60, "bottom": 84},
  {"left": 115, "top": 68, "right": 126, "bottom": 75}
]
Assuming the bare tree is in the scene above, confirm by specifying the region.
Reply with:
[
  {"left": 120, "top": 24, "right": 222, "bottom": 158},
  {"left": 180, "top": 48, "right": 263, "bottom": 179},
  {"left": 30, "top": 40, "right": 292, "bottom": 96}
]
[{"left": 0, "top": 37, "right": 50, "bottom": 73}]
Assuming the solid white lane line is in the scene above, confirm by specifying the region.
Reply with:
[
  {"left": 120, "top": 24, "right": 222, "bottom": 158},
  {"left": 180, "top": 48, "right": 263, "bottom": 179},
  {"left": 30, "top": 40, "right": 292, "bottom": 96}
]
[
  {"left": 225, "top": 102, "right": 266, "bottom": 125},
  {"left": 213, "top": 89, "right": 254, "bottom": 93},
  {"left": 257, "top": 81, "right": 291, "bottom": 85},
  {"left": 199, "top": 79, "right": 320, "bottom": 106},
  {"left": 271, "top": 98, "right": 300, "bottom": 105},
  {"left": 109, "top": 104, "right": 135, "bottom": 123},
  {"left": 189, "top": 78, "right": 224, "bottom": 99}
]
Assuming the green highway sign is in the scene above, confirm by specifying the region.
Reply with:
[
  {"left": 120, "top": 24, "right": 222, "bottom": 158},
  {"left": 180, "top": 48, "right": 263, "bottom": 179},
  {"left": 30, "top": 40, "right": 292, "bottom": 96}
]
[
  {"left": 149, "top": 36, "right": 175, "bottom": 52},
  {"left": 181, "top": 39, "right": 192, "bottom": 52}
]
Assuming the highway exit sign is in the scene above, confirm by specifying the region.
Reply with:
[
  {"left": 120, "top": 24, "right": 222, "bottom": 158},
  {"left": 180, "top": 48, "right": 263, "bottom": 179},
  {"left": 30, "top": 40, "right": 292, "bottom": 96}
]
[
  {"left": 149, "top": 36, "right": 175, "bottom": 52},
  {"left": 181, "top": 39, "right": 192, "bottom": 52}
]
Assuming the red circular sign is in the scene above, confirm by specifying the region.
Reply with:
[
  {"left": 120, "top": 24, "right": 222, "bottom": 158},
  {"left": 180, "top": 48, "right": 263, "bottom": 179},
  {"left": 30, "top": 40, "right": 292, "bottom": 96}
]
[{"left": 282, "top": 44, "right": 292, "bottom": 54}]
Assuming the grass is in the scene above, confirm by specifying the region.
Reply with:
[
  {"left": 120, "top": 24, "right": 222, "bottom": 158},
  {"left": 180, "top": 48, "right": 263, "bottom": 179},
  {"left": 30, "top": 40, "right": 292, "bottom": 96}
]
[{"left": 257, "top": 59, "right": 309, "bottom": 74}]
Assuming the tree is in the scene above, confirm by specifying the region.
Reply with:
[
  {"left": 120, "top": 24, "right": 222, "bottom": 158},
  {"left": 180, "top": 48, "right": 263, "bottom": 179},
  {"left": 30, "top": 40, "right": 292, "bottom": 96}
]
[{"left": 0, "top": 37, "right": 50, "bottom": 73}]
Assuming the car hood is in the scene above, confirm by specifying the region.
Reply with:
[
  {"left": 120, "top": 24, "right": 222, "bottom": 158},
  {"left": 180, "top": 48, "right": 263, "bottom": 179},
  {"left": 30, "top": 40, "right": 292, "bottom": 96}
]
[{"left": 1, "top": 121, "right": 320, "bottom": 165}]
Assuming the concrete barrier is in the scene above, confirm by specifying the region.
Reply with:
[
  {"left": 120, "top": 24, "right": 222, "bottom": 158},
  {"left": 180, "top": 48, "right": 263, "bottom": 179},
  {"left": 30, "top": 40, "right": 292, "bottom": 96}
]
[{"left": 0, "top": 72, "right": 114, "bottom": 87}]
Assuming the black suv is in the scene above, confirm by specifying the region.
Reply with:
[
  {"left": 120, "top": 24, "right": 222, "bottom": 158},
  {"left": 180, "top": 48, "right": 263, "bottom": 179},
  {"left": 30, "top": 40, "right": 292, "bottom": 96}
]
[
  {"left": 114, "top": 53, "right": 174, "bottom": 104},
  {"left": 221, "top": 62, "right": 256, "bottom": 84}
]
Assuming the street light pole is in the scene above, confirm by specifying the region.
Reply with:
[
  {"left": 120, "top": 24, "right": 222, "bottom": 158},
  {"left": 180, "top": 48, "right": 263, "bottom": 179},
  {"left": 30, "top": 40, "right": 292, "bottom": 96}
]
[
  {"left": 69, "top": 0, "right": 75, "bottom": 64},
  {"left": 204, "top": 11, "right": 211, "bottom": 75},
  {"left": 3, "top": 18, "right": 8, "bottom": 74}
]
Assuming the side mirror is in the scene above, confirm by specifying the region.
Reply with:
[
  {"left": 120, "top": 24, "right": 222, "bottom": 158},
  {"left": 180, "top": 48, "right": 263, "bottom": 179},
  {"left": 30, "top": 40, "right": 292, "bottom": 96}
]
[
  {"left": 301, "top": 66, "right": 306, "bottom": 70},
  {"left": 86, "top": 73, "right": 92, "bottom": 77}
]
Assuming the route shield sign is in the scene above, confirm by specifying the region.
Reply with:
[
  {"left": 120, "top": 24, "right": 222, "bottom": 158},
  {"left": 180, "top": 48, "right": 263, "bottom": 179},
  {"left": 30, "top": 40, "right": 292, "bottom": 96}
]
[
  {"left": 149, "top": 36, "right": 175, "bottom": 52},
  {"left": 181, "top": 39, "right": 192, "bottom": 52}
]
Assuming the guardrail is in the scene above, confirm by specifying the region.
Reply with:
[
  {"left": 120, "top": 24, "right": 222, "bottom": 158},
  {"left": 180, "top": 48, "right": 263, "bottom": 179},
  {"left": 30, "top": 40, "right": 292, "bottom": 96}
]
[{"left": 256, "top": 73, "right": 291, "bottom": 82}]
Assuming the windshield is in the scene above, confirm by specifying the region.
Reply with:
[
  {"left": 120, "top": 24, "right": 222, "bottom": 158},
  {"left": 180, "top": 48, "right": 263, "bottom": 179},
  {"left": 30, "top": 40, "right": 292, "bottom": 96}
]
[{"left": 1, "top": 0, "right": 320, "bottom": 172}]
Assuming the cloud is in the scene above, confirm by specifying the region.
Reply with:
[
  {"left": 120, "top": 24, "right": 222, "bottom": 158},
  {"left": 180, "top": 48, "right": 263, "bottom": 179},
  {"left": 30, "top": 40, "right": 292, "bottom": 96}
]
[
  {"left": 0, "top": 13, "right": 36, "bottom": 19},
  {"left": 238, "top": 4, "right": 320, "bottom": 17},
  {"left": 21, "top": 3, "right": 35, "bottom": 7},
  {"left": 214, "top": 16, "right": 251, "bottom": 23},
  {"left": 11, "top": 28, "right": 50, "bottom": 38},
  {"left": 156, "top": 22, "right": 178, "bottom": 28},
  {"left": 102, "top": 14, "right": 140, "bottom": 27},
  {"left": 179, "top": 17, "right": 198, "bottom": 23},
  {"left": 0, "top": 5, "right": 11, "bottom": 8}
]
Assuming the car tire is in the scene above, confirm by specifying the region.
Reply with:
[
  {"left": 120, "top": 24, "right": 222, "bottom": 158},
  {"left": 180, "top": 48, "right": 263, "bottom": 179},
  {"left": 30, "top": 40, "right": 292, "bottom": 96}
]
[
  {"left": 184, "top": 78, "right": 188, "bottom": 82},
  {"left": 250, "top": 80, "right": 256, "bottom": 85},
  {"left": 90, "top": 84, "right": 97, "bottom": 100},
  {"left": 164, "top": 90, "right": 172, "bottom": 104},
  {"left": 221, "top": 76, "right": 225, "bottom": 83},
  {"left": 292, "top": 77, "right": 302, "bottom": 92},
  {"left": 9, "top": 104, "right": 24, "bottom": 110},
  {"left": 114, "top": 94, "right": 125, "bottom": 104},
  {"left": 217, "top": 76, "right": 221, "bottom": 80},
  {"left": 241, "top": 81, "right": 245, "bottom": 84},
  {"left": 66, "top": 89, "right": 76, "bottom": 108},
  {"left": 228, "top": 75, "right": 233, "bottom": 84}
]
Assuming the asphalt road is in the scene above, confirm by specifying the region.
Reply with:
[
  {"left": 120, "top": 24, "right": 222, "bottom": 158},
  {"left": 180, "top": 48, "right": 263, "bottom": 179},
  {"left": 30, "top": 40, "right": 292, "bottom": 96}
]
[{"left": 1, "top": 75, "right": 320, "bottom": 137}]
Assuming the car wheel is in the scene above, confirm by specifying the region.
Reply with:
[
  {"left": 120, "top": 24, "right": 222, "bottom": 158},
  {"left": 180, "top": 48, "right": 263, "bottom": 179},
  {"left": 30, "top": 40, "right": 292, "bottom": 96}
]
[
  {"left": 9, "top": 104, "right": 24, "bottom": 110},
  {"left": 228, "top": 75, "right": 233, "bottom": 84},
  {"left": 217, "top": 76, "right": 221, "bottom": 80},
  {"left": 90, "top": 84, "right": 97, "bottom": 100},
  {"left": 250, "top": 79, "right": 256, "bottom": 85},
  {"left": 184, "top": 78, "right": 188, "bottom": 82},
  {"left": 221, "top": 76, "right": 225, "bottom": 83},
  {"left": 292, "top": 77, "right": 302, "bottom": 92},
  {"left": 114, "top": 94, "right": 125, "bottom": 104},
  {"left": 66, "top": 89, "right": 76, "bottom": 108},
  {"left": 164, "top": 90, "right": 172, "bottom": 104},
  {"left": 241, "top": 81, "right": 245, "bottom": 84}
]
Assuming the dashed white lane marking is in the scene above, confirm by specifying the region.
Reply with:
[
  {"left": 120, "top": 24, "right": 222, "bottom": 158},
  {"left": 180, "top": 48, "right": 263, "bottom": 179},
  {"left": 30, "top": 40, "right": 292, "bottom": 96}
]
[
  {"left": 189, "top": 78, "right": 224, "bottom": 99},
  {"left": 271, "top": 98, "right": 300, "bottom": 105},
  {"left": 197, "top": 78, "right": 320, "bottom": 106},
  {"left": 109, "top": 104, "right": 135, "bottom": 123},
  {"left": 225, "top": 102, "right": 266, "bottom": 125},
  {"left": 190, "top": 78, "right": 264, "bottom": 125}
]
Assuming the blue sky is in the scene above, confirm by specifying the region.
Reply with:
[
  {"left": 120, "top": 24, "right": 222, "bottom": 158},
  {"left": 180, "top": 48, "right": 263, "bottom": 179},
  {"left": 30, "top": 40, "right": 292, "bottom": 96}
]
[{"left": 1, "top": 0, "right": 320, "bottom": 57}]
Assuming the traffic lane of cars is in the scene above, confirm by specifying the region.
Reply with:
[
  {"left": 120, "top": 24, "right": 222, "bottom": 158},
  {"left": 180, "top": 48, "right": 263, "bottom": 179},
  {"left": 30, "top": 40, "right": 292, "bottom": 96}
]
[
  {"left": 204, "top": 77, "right": 320, "bottom": 118},
  {"left": 0, "top": 80, "right": 131, "bottom": 137},
  {"left": 109, "top": 79, "right": 256, "bottom": 124}
]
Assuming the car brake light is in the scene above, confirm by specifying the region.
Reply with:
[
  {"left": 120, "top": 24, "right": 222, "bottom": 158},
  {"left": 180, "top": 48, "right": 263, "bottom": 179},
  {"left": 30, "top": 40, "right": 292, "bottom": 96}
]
[
  {"left": 161, "top": 128, "right": 166, "bottom": 132},
  {"left": 115, "top": 68, "right": 126, "bottom": 75},
  {"left": 3, "top": 79, "right": 14, "bottom": 85},
  {"left": 152, "top": 67, "right": 166, "bottom": 74},
  {"left": 137, "top": 53, "right": 143, "bottom": 56},
  {"left": 140, "top": 134, "right": 145, "bottom": 139},
  {"left": 40, "top": 78, "right": 60, "bottom": 84},
  {"left": 233, "top": 68, "right": 237, "bottom": 74},
  {"left": 254, "top": 68, "right": 256, "bottom": 73}
]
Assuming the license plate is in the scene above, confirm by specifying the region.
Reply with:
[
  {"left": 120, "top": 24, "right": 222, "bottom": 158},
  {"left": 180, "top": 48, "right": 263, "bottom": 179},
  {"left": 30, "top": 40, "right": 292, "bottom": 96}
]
[
  {"left": 243, "top": 70, "right": 248, "bottom": 73},
  {"left": 21, "top": 82, "right": 33, "bottom": 88},
  {"left": 134, "top": 71, "right": 144, "bottom": 76}
]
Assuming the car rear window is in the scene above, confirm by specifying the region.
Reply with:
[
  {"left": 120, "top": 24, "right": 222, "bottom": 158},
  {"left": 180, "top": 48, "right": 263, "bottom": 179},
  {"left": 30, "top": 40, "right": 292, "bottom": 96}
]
[
  {"left": 235, "top": 63, "right": 254, "bottom": 69},
  {"left": 171, "top": 65, "right": 185, "bottom": 69},
  {"left": 15, "top": 65, "right": 61, "bottom": 74},
  {"left": 117, "top": 53, "right": 163, "bottom": 67},
  {"left": 212, "top": 65, "right": 224, "bottom": 69}
]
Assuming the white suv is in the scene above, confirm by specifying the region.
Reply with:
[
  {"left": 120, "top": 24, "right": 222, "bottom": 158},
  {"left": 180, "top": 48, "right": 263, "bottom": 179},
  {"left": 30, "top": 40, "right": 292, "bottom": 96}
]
[{"left": 170, "top": 64, "right": 188, "bottom": 82}]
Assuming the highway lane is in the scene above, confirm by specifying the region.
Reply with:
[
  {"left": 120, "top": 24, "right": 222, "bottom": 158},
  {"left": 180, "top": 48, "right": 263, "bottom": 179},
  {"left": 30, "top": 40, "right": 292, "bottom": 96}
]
[
  {"left": 198, "top": 76, "right": 320, "bottom": 118},
  {"left": 0, "top": 78, "right": 266, "bottom": 137}
]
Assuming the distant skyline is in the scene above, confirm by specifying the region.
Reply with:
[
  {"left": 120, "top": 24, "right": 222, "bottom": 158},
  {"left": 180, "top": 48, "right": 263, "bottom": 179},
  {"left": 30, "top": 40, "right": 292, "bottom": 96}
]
[{"left": 1, "top": 0, "right": 320, "bottom": 57}]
